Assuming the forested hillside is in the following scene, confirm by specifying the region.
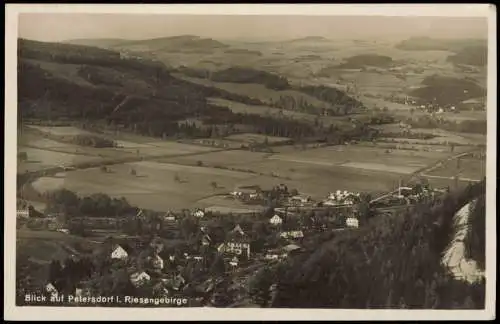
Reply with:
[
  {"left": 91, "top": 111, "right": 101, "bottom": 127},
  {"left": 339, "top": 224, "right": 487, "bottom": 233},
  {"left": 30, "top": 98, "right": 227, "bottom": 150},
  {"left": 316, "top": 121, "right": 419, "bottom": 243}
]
[
  {"left": 251, "top": 180, "right": 487, "bottom": 309},
  {"left": 18, "top": 39, "right": 370, "bottom": 143}
]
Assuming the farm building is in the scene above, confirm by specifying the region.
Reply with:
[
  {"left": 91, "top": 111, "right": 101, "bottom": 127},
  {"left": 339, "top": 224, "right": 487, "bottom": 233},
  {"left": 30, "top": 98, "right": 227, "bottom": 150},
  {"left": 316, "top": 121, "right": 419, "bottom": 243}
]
[
  {"left": 289, "top": 195, "right": 312, "bottom": 206},
  {"left": 231, "top": 185, "right": 262, "bottom": 197}
]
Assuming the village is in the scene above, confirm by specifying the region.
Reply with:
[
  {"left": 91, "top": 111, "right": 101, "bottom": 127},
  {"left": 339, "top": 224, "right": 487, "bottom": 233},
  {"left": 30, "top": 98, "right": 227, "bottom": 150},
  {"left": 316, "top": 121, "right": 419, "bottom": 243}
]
[{"left": 16, "top": 178, "right": 446, "bottom": 307}]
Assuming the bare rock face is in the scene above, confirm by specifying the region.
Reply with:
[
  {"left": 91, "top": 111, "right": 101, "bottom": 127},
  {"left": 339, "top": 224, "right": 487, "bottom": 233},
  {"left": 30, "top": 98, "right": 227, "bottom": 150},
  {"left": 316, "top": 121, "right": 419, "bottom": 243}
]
[{"left": 441, "top": 199, "right": 485, "bottom": 284}]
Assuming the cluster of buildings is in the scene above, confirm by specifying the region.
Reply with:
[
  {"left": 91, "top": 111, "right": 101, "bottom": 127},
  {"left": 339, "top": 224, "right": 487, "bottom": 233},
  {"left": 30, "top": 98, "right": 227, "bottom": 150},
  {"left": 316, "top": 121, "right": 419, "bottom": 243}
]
[{"left": 323, "top": 190, "right": 361, "bottom": 207}]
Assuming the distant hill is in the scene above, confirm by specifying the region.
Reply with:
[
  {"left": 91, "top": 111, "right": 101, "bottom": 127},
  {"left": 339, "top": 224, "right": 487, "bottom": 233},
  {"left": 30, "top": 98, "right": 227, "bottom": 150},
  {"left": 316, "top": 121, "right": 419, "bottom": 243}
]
[
  {"left": 319, "top": 54, "right": 392, "bottom": 73},
  {"left": 408, "top": 75, "right": 486, "bottom": 105},
  {"left": 447, "top": 45, "right": 488, "bottom": 67},
  {"left": 224, "top": 48, "right": 263, "bottom": 56},
  {"left": 285, "top": 36, "right": 331, "bottom": 43},
  {"left": 64, "top": 38, "right": 131, "bottom": 48},
  {"left": 210, "top": 67, "right": 291, "bottom": 91},
  {"left": 395, "top": 36, "right": 486, "bottom": 52},
  {"left": 112, "top": 35, "right": 229, "bottom": 52},
  {"left": 17, "top": 39, "right": 340, "bottom": 142}
]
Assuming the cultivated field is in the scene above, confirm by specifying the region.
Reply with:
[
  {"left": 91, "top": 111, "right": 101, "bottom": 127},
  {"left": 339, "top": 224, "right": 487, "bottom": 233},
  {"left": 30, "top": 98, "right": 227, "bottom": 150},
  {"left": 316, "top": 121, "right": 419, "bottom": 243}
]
[
  {"left": 17, "top": 125, "right": 220, "bottom": 174},
  {"left": 224, "top": 133, "right": 291, "bottom": 144},
  {"left": 17, "top": 147, "right": 102, "bottom": 173},
  {"left": 31, "top": 160, "right": 271, "bottom": 211},
  {"left": 426, "top": 156, "right": 486, "bottom": 180}
]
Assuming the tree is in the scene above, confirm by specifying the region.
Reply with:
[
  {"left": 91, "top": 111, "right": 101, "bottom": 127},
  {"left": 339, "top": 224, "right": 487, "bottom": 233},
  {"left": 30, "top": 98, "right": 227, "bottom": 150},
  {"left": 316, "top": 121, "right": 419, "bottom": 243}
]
[
  {"left": 209, "top": 255, "right": 226, "bottom": 276},
  {"left": 196, "top": 160, "right": 203, "bottom": 167},
  {"left": 130, "top": 168, "right": 137, "bottom": 176},
  {"left": 249, "top": 266, "right": 276, "bottom": 307},
  {"left": 100, "top": 166, "right": 108, "bottom": 173},
  {"left": 211, "top": 181, "right": 218, "bottom": 190}
]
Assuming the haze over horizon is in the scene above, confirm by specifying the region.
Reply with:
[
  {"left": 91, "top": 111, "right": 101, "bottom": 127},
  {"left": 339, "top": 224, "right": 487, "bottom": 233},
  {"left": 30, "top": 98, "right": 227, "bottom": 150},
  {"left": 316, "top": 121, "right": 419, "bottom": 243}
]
[{"left": 18, "top": 14, "right": 488, "bottom": 43}]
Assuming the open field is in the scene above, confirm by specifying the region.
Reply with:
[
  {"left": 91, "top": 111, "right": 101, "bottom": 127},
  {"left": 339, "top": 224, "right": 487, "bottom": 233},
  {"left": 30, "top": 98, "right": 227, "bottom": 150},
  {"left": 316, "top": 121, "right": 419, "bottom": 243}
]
[
  {"left": 372, "top": 124, "right": 487, "bottom": 146},
  {"left": 31, "top": 160, "right": 269, "bottom": 211},
  {"left": 17, "top": 229, "right": 101, "bottom": 263},
  {"left": 198, "top": 196, "right": 267, "bottom": 214},
  {"left": 426, "top": 156, "right": 486, "bottom": 180},
  {"left": 224, "top": 133, "right": 291, "bottom": 144},
  {"left": 17, "top": 125, "right": 221, "bottom": 174},
  {"left": 159, "top": 150, "right": 269, "bottom": 167},
  {"left": 208, "top": 98, "right": 354, "bottom": 128},
  {"left": 17, "top": 147, "right": 103, "bottom": 173},
  {"left": 26, "top": 125, "right": 93, "bottom": 136}
]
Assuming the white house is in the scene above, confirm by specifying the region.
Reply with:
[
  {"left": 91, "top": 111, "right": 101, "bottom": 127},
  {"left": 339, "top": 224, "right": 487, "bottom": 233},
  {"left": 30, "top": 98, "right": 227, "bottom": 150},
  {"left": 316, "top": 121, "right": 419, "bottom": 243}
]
[
  {"left": 346, "top": 217, "right": 360, "bottom": 228},
  {"left": 130, "top": 271, "right": 151, "bottom": 287},
  {"left": 57, "top": 229, "right": 70, "bottom": 234},
  {"left": 280, "top": 230, "right": 304, "bottom": 239},
  {"left": 16, "top": 208, "right": 30, "bottom": 219},
  {"left": 193, "top": 209, "right": 205, "bottom": 218},
  {"left": 193, "top": 256, "right": 204, "bottom": 262},
  {"left": 45, "top": 283, "right": 58, "bottom": 298},
  {"left": 269, "top": 215, "right": 283, "bottom": 226},
  {"left": 111, "top": 245, "right": 129, "bottom": 260},
  {"left": 265, "top": 253, "right": 280, "bottom": 261},
  {"left": 289, "top": 195, "right": 311, "bottom": 205},
  {"left": 152, "top": 254, "right": 164, "bottom": 270}
]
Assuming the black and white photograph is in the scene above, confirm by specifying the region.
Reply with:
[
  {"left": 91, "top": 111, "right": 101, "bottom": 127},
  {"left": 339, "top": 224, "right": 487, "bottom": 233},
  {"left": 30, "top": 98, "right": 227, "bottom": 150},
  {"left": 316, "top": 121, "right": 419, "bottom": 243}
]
[{"left": 4, "top": 4, "right": 496, "bottom": 321}]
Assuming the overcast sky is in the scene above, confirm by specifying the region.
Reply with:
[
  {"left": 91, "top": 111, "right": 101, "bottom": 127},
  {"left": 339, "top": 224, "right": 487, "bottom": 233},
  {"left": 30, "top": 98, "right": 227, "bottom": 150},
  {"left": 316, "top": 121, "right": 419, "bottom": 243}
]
[{"left": 18, "top": 14, "right": 488, "bottom": 42}]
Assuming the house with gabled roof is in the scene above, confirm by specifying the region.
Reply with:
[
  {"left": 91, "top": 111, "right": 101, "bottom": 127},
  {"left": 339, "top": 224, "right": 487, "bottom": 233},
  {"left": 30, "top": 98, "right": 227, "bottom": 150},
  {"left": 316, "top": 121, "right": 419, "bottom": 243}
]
[
  {"left": 111, "top": 244, "right": 129, "bottom": 260},
  {"left": 269, "top": 214, "right": 283, "bottom": 226},
  {"left": 222, "top": 224, "right": 251, "bottom": 259},
  {"left": 45, "top": 282, "right": 59, "bottom": 299},
  {"left": 130, "top": 271, "right": 151, "bottom": 288}
]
